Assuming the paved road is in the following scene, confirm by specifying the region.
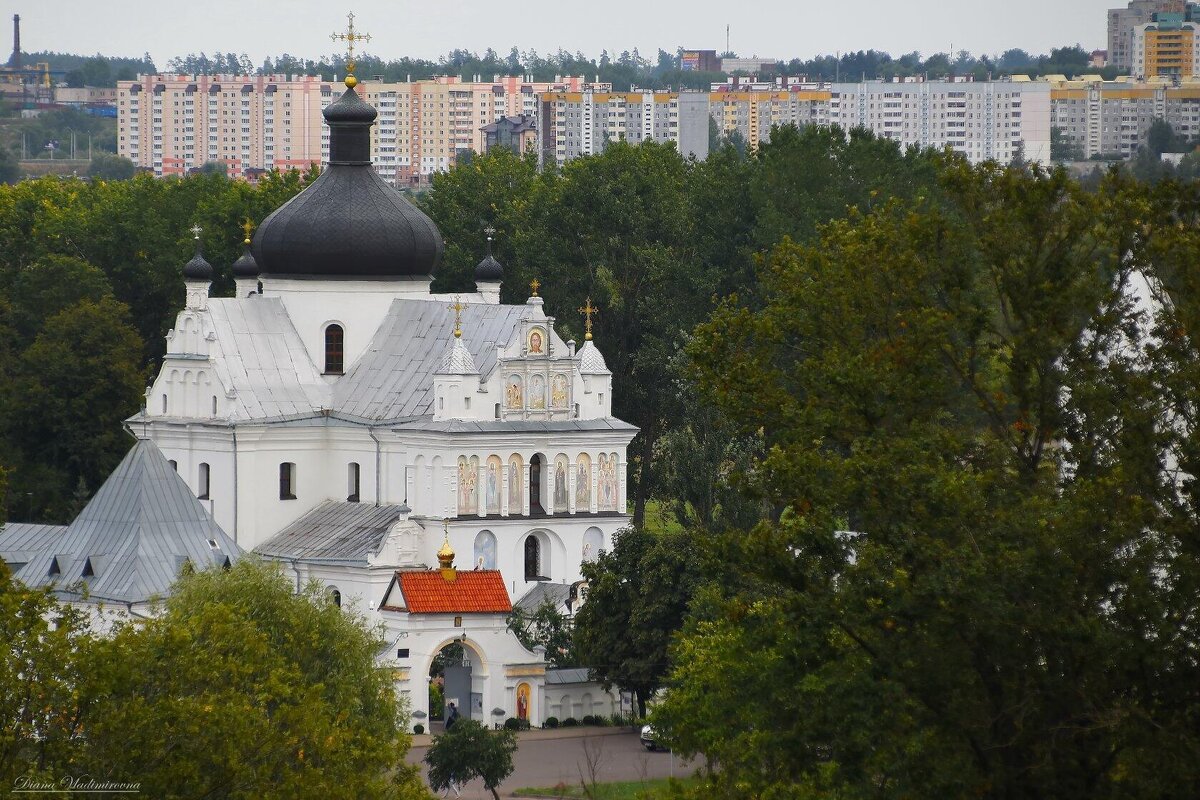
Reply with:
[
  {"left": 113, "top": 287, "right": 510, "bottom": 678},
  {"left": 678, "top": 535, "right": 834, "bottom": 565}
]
[{"left": 407, "top": 728, "right": 694, "bottom": 798}]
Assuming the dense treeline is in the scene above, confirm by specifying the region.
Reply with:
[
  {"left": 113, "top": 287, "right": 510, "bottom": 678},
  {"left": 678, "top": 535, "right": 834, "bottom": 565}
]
[
  {"left": 0, "top": 168, "right": 314, "bottom": 521},
  {"left": 34, "top": 39, "right": 1105, "bottom": 94}
]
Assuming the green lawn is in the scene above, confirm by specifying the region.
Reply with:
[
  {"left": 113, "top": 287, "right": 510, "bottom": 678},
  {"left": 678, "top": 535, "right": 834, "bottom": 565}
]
[{"left": 512, "top": 776, "right": 699, "bottom": 799}]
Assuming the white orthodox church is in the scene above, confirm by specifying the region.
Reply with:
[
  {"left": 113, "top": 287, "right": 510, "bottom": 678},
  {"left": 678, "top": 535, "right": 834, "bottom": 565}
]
[{"left": 1, "top": 73, "right": 635, "bottom": 727}]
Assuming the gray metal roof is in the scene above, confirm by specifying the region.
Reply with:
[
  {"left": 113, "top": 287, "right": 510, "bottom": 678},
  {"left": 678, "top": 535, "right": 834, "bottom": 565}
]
[
  {"left": 515, "top": 581, "right": 572, "bottom": 612},
  {"left": 11, "top": 439, "right": 241, "bottom": 604},
  {"left": 545, "top": 667, "right": 593, "bottom": 685},
  {"left": 255, "top": 500, "right": 410, "bottom": 563},
  {"left": 0, "top": 523, "right": 68, "bottom": 567},
  {"left": 333, "top": 299, "right": 528, "bottom": 420},
  {"left": 205, "top": 295, "right": 330, "bottom": 419}
]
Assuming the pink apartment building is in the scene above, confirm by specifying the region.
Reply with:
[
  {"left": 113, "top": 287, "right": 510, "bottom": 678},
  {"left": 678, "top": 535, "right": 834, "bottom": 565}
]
[{"left": 118, "top": 73, "right": 604, "bottom": 183}]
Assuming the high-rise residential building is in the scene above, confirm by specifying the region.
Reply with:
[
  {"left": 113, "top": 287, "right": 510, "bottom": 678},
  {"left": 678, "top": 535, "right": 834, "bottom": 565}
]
[
  {"left": 1050, "top": 76, "right": 1200, "bottom": 158},
  {"left": 1132, "top": 8, "right": 1200, "bottom": 78},
  {"left": 118, "top": 73, "right": 599, "bottom": 182},
  {"left": 117, "top": 74, "right": 327, "bottom": 177},
  {"left": 1110, "top": 1, "right": 1180, "bottom": 71},
  {"left": 538, "top": 90, "right": 710, "bottom": 167},
  {"left": 829, "top": 79, "right": 1052, "bottom": 165}
]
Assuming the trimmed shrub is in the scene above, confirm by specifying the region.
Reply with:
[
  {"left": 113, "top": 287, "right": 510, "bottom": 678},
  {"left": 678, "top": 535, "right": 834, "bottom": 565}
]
[
  {"left": 582, "top": 714, "right": 596, "bottom": 726},
  {"left": 413, "top": 724, "right": 425, "bottom": 734},
  {"left": 562, "top": 717, "right": 579, "bottom": 727},
  {"left": 544, "top": 716, "right": 559, "bottom": 729},
  {"left": 504, "top": 717, "right": 524, "bottom": 731}
]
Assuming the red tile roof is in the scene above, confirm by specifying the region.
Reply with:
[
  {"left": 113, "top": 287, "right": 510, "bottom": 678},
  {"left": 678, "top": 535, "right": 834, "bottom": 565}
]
[{"left": 395, "top": 570, "right": 512, "bottom": 614}]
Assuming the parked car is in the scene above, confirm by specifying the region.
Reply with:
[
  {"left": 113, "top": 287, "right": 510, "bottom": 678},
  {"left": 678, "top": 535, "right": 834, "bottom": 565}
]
[{"left": 640, "top": 724, "right": 666, "bottom": 751}]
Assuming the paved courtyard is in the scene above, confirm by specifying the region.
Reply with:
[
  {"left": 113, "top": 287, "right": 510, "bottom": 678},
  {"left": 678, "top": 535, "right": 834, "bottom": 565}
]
[{"left": 407, "top": 727, "right": 695, "bottom": 798}]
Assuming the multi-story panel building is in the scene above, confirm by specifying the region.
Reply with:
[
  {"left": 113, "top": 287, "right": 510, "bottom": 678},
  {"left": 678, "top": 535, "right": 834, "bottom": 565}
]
[
  {"left": 537, "top": 90, "right": 710, "bottom": 167},
  {"left": 828, "top": 79, "right": 1052, "bottom": 165},
  {"left": 117, "top": 74, "right": 327, "bottom": 177},
  {"left": 119, "top": 74, "right": 598, "bottom": 183},
  {"left": 710, "top": 87, "right": 833, "bottom": 149},
  {"left": 1050, "top": 76, "right": 1200, "bottom": 158},
  {"left": 1132, "top": 10, "right": 1200, "bottom": 77},
  {"left": 1110, "top": 1, "right": 1181, "bottom": 72}
]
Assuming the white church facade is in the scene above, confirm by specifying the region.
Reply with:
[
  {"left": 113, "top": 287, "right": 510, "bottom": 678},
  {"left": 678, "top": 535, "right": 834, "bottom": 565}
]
[{"left": 3, "top": 72, "right": 634, "bottom": 727}]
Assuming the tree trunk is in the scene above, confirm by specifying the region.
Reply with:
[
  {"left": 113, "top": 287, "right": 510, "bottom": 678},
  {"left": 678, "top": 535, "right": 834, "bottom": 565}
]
[{"left": 490, "top": 787, "right": 501, "bottom": 800}]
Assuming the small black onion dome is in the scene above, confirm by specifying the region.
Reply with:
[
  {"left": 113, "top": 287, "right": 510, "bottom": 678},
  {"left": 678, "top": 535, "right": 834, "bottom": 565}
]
[
  {"left": 475, "top": 253, "right": 504, "bottom": 282},
  {"left": 251, "top": 85, "right": 444, "bottom": 280},
  {"left": 232, "top": 243, "right": 258, "bottom": 278},
  {"left": 322, "top": 85, "right": 377, "bottom": 124},
  {"left": 183, "top": 242, "right": 213, "bottom": 281}
]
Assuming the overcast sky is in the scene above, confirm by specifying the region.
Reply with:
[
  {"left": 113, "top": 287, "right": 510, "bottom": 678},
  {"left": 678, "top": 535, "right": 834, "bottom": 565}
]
[{"left": 14, "top": 1, "right": 1108, "bottom": 67}]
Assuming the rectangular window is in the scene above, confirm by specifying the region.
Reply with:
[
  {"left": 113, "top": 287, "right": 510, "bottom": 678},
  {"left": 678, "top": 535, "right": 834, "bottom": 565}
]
[
  {"left": 280, "top": 462, "right": 297, "bottom": 500},
  {"left": 347, "top": 462, "right": 361, "bottom": 502}
]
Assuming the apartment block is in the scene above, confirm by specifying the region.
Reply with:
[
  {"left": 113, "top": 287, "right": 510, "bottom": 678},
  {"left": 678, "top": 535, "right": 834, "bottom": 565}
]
[
  {"left": 830, "top": 79, "right": 1052, "bottom": 165},
  {"left": 538, "top": 90, "right": 710, "bottom": 167},
  {"left": 119, "top": 73, "right": 599, "bottom": 183},
  {"left": 117, "top": 74, "right": 326, "bottom": 177},
  {"left": 1132, "top": 9, "right": 1200, "bottom": 78},
  {"left": 1051, "top": 76, "right": 1200, "bottom": 157},
  {"left": 1110, "top": 2, "right": 1180, "bottom": 71}
]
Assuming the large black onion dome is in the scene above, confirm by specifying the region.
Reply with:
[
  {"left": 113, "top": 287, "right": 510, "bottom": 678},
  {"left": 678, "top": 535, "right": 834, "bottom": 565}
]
[
  {"left": 251, "top": 85, "right": 444, "bottom": 280},
  {"left": 232, "top": 243, "right": 258, "bottom": 278},
  {"left": 475, "top": 254, "right": 504, "bottom": 282},
  {"left": 183, "top": 242, "right": 213, "bottom": 281}
]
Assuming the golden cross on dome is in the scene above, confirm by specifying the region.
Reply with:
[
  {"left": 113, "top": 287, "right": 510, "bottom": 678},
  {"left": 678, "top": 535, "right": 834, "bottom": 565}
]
[
  {"left": 448, "top": 295, "right": 464, "bottom": 338},
  {"left": 189, "top": 223, "right": 202, "bottom": 240},
  {"left": 529, "top": 278, "right": 540, "bottom": 297},
  {"left": 331, "top": 11, "right": 372, "bottom": 89},
  {"left": 483, "top": 224, "right": 496, "bottom": 254},
  {"left": 578, "top": 297, "right": 598, "bottom": 341},
  {"left": 241, "top": 217, "right": 254, "bottom": 245}
]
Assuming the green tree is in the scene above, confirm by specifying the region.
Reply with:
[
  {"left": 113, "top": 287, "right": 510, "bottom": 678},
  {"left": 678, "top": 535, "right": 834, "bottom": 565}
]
[
  {"left": 424, "top": 720, "right": 517, "bottom": 800},
  {"left": 1051, "top": 125, "right": 1085, "bottom": 162},
  {"left": 1147, "top": 117, "right": 1182, "bottom": 156},
  {"left": 659, "top": 163, "right": 1200, "bottom": 798},
  {"left": 0, "top": 561, "right": 91, "bottom": 788},
  {"left": 573, "top": 526, "right": 704, "bottom": 717},
  {"left": 79, "top": 559, "right": 426, "bottom": 799},
  {"left": 7, "top": 297, "right": 144, "bottom": 521},
  {"left": 506, "top": 598, "right": 578, "bottom": 668},
  {"left": 5, "top": 254, "right": 113, "bottom": 340},
  {"left": 87, "top": 153, "right": 136, "bottom": 180}
]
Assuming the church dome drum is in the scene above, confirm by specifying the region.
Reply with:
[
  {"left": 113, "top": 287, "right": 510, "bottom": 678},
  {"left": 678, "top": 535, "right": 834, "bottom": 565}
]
[{"left": 251, "top": 84, "right": 444, "bottom": 280}]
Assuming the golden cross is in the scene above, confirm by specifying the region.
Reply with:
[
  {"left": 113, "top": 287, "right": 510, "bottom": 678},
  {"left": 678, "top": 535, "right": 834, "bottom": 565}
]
[
  {"left": 241, "top": 217, "right": 254, "bottom": 245},
  {"left": 331, "top": 12, "right": 372, "bottom": 87},
  {"left": 189, "top": 223, "right": 202, "bottom": 239},
  {"left": 530, "top": 278, "right": 540, "bottom": 297},
  {"left": 448, "top": 295, "right": 464, "bottom": 338},
  {"left": 578, "top": 297, "right": 598, "bottom": 341}
]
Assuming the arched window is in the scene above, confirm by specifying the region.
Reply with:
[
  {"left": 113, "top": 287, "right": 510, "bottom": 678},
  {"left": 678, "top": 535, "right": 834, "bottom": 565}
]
[
  {"left": 279, "top": 462, "right": 297, "bottom": 500},
  {"left": 324, "top": 324, "right": 344, "bottom": 375},
  {"left": 524, "top": 535, "right": 541, "bottom": 580},
  {"left": 330, "top": 587, "right": 342, "bottom": 608},
  {"left": 198, "top": 462, "right": 210, "bottom": 500},
  {"left": 347, "top": 462, "right": 361, "bottom": 502},
  {"left": 161, "top": 394, "right": 167, "bottom": 414},
  {"left": 211, "top": 395, "right": 218, "bottom": 415},
  {"left": 168, "top": 460, "right": 178, "bottom": 472}
]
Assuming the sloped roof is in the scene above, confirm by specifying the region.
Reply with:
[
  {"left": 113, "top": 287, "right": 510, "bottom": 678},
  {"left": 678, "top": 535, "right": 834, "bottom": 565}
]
[
  {"left": 0, "top": 523, "right": 68, "bottom": 568},
  {"left": 205, "top": 296, "right": 330, "bottom": 420},
  {"left": 515, "top": 581, "right": 572, "bottom": 612},
  {"left": 12, "top": 439, "right": 241, "bottom": 604},
  {"left": 255, "top": 501, "right": 412, "bottom": 563},
  {"left": 546, "top": 668, "right": 593, "bottom": 685},
  {"left": 386, "top": 569, "right": 512, "bottom": 614},
  {"left": 333, "top": 299, "right": 528, "bottom": 421}
]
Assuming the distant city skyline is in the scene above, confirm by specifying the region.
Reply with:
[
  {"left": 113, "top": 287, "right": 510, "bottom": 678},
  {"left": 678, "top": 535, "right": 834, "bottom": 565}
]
[{"left": 17, "top": 1, "right": 1107, "bottom": 69}]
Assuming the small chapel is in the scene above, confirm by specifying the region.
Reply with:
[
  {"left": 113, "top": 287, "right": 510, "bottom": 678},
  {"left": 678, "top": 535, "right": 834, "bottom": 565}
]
[{"left": 1, "top": 55, "right": 634, "bottom": 727}]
